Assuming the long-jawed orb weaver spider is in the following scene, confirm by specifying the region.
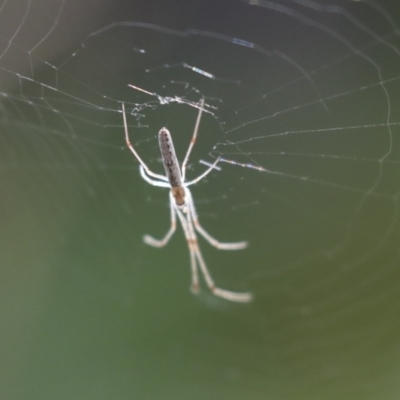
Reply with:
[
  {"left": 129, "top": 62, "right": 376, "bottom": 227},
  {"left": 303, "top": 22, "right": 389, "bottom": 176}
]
[{"left": 122, "top": 99, "right": 252, "bottom": 302}]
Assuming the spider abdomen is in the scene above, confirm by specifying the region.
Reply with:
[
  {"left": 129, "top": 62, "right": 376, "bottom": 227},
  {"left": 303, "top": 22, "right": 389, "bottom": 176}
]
[{"left": 159, "top": 127, "right": 182, "bottom": 188}]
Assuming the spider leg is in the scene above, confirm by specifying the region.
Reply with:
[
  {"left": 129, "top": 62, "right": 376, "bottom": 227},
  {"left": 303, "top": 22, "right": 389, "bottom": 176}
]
[
  {"left": 188, "top": 242, "right": 200, "bottom": 294},
  {"left": 185, "top": 157, "right": 220, "bottom": 187},
  {"left": 194, "top": 247, "right": 253, "bottom": 303},
  {"left": 186, "top": 189, "right": 248, "bottom": 250},
  {"left": 122, "top": 102, "right": 168, "bottom": 182},
  {"left": 144, "top": 192, "right": 177, "bottom": 247},
  {"left": 140, "top": 165, "right": 170, "bottom": 188},
  {"left": 181, "top": 98, "right": 205, "bottom": 182},
  {"left": 175, "top": 205, "right": 199, "bottom": 293},
  {"left": 176, "top": 204, "right": 252, "bottom": 303}
]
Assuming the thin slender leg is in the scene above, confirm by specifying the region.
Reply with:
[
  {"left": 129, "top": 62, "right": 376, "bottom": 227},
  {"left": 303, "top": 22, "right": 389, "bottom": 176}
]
[
  {"left": 175, "top": 206, "right": 199, "bottom": 293},
  {"left": 194, "top": 245, "right": 253, "bottom": 302},
  {"left": 122, "top": 103, "right": 168, "bottom": 182},
  {"left": 176, "top": 203, "right": 252, "bottom": 303},
  {"left": 143, "top": 192, "right": 177, "bottom": 247},
  {"left": 185, "top": 157, "right": 220, "bottom": 187},
  {"left": 186, "top": 190, "right": 248, "bottom": 250},
  {"left": 181, "top": 98, "right": 205, "bottom": 181},
  {"left": 140, "top": 165, "right": 170, "bottom": 188},
  {"left": 189, "top": 247, "right": 199, "bottom": 294}
]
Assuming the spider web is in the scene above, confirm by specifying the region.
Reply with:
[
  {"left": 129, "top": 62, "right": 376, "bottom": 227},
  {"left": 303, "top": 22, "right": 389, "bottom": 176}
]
[{"left": 1, "top": 0, "right": 400, "bottom": 399}]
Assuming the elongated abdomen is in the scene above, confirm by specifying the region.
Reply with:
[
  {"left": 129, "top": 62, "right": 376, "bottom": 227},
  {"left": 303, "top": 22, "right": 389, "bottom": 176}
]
[
  {"left": 158, "top": 127, "right": 182, "bottom": 187},
  {"left": 159, "top": 128, "right": 186, "bottom": 207}
]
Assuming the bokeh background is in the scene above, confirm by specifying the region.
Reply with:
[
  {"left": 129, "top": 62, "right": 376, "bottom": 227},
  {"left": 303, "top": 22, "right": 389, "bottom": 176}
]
[{"left": 1, "top": 0, "right": 400, "bottom": 399}]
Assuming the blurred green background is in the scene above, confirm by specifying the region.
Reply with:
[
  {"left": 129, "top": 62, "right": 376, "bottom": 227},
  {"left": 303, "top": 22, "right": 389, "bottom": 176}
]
[{"left": 1, "top": 0, "right": 400, "bottom": 399}]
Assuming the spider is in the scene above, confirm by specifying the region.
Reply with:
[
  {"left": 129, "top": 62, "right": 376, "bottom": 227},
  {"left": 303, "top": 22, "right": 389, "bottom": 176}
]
[{"left": 122, "top": 99, "right": 253, "bottom": 302}]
